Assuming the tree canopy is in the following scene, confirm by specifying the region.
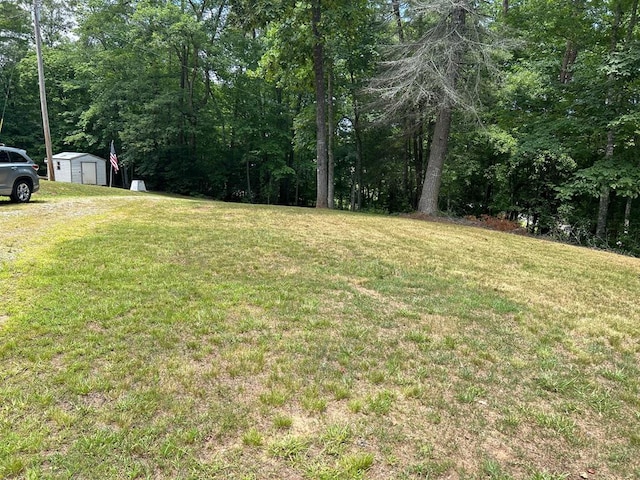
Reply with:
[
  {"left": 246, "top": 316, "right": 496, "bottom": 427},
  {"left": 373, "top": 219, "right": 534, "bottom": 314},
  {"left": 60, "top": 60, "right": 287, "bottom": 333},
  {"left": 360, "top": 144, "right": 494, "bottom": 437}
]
[{"left": 1, "top": 0, "right": 639, "bottom": 254}]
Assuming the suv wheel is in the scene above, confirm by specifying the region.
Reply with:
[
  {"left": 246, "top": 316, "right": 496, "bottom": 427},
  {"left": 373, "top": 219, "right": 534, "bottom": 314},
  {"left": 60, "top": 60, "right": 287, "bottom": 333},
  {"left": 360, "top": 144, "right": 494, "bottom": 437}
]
[{"left": 11, "top": 179, "right": 33, "bottom": 203}]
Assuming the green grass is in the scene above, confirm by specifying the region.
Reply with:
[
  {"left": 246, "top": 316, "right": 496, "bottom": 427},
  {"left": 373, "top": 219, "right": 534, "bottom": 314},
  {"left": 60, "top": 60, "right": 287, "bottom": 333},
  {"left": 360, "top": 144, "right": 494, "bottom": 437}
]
[{"left": 1, "top": 182, "right": 640, "bottom": 479}]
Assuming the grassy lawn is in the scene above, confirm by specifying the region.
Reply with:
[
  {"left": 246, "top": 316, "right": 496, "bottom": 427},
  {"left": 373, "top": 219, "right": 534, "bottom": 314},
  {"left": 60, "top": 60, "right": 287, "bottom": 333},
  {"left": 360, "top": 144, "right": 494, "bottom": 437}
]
[{"left": 1, "top": 182, "right": 639, "bottom": 480}]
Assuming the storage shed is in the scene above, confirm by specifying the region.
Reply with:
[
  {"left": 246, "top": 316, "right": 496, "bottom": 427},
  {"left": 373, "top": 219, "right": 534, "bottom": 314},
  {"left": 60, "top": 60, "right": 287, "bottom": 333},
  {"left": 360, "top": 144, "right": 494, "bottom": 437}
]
[{"left": 51, "top": 152, "right": 107, "bottom": 186}]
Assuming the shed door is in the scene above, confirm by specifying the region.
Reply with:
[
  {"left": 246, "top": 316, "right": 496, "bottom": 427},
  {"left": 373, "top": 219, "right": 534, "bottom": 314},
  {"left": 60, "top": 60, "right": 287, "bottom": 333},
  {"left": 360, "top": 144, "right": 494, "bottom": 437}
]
[{"left": 81, "top": 162, "right": 97, "bottom": 185}]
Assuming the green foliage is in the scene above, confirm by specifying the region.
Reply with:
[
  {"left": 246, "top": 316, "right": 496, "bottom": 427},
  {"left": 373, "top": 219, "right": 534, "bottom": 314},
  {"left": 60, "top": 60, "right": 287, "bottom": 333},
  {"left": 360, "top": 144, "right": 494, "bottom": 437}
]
[
  {"left": 3, "top": 0, "right": 640, "bottom": 253},
  {"left": 563, "top": 159, "right": 640, "bottom": 199}
]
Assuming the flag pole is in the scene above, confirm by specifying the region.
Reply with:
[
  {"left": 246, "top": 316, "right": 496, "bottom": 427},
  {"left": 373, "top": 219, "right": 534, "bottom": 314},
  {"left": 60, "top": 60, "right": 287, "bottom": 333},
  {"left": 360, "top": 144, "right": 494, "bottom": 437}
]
[
  {"left": 109, "top": 140, "right": 119, "bottom": 187},
  {"left": 110, "top": 164, "right": 113, "bottom": 188}
]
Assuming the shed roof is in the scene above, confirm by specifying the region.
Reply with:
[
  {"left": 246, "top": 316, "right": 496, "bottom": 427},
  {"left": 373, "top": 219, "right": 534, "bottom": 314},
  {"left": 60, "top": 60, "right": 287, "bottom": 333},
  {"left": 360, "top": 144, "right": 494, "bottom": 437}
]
[{"left": 52, "top": 152, "right": 106, "bottom": 162}]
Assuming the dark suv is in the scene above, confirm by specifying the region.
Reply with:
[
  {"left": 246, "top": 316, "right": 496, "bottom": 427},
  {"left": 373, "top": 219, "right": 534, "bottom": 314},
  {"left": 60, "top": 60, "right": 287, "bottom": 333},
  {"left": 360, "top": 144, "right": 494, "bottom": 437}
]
[{"left": 0, "top": 145, "right": 40, "bottom": 203}]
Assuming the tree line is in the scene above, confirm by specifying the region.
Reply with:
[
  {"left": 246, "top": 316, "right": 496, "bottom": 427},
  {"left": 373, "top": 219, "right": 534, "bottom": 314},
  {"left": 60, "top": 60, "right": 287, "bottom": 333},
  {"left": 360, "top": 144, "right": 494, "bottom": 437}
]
[{"left": 1, "top": 0, "right": 639, "bottom": 254}]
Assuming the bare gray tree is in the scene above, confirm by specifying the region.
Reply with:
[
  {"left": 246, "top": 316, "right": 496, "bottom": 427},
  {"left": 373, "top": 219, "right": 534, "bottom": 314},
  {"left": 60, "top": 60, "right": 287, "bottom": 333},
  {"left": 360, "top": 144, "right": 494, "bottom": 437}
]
[{"left": 371, "top": 0, "right": 494, "bottom": 215}]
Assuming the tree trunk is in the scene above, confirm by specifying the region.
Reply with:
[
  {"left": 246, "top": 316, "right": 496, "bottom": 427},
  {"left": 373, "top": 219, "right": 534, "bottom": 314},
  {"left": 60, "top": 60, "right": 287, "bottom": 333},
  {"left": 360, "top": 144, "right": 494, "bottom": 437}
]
[
  {"left": 295, "top": 165, "right": 300, "bottom": 206},
  {"left": 123, "top": 163, "right": 130, "bottom": 189},
  {"left": 350, "top": 182, "right": 356, "bottom": 211},
  {"left": 246, "top": 156, "right": 252, "bottom": 202},
  {"left": 418, "top": 103, "right": 453, "bottom": 215},
  {"left": 596, "top": 184, "right": 610, "bottom": 240},
  {"left": 413, "top": 124, "right": 422, "bottom": 199},
  {"left": 350, "top": 70, "right": 364, "bottom": 210},
  {"left": 559, "top": 40, "right": 577, "bottom": 84},
  {"left": 627, "top": 0, "right": 639, "bottom": 43},
  {"left": 312, "top": 0, "right": 328, "bottom": 208},
  {"left": 179, "top": 44, "right": 188, "bottom": 147},
  {"left": 596, "top": 132, "right": 615, "bottom": 239},
  {"left": 624, "top": 197, "right": 632, "bottom": 235},
  {"left": 392, "top": 0, "right": 404, "bottom": 42},
  {"left": 417, "top": 6, "right": 465, "bottom": 215},
  {"left": 403, "top": 138, "right": 410, "bottom": 206},
  {"left": 417, "top": 120, "right": 424, "bottom": 188},
  {"left": 327, "top": 65, "right": 335, "bottom": 209},
  {"left": 392, "top": 0, "right": 411, "bottom": 205},
  {"left": 595, "top": 5, "right": 623, "bottom": 238},
  {"left": 354, "top": 103, "right": 363, "bottom": 210}
]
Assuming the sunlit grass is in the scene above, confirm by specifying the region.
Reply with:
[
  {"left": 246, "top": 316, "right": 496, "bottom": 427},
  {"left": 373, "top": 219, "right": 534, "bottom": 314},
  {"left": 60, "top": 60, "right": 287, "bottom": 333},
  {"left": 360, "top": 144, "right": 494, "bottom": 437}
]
[{"left": 1, "top": 182, "right": 639, "bottom": 479}]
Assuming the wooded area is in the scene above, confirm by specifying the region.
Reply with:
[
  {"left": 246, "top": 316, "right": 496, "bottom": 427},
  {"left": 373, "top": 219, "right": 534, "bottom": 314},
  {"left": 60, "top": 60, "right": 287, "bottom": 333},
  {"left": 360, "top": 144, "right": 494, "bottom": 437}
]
[{"left": 1, "top": 0, "right": 639, "bottom": 254}]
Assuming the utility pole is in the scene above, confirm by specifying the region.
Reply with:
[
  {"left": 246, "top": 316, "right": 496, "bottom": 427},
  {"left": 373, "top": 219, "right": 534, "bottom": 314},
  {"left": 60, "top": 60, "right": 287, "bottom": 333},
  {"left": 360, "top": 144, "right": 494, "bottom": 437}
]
[{"left": 33, "top": 0, "right": 55, "bottom": 181}]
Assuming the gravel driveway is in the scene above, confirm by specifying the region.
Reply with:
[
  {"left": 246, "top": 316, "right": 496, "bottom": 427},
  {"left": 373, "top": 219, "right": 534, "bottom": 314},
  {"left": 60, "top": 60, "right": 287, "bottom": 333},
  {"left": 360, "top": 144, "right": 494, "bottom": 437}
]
[{"left": 0, "top": 196, "right": 127, "bottom": 264}]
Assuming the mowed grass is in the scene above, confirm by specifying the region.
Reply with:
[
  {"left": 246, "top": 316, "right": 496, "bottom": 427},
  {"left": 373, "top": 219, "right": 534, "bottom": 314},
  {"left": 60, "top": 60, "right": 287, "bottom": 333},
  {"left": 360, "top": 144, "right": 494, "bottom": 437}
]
[{"left": 1, "top": 182, "right": 639, "bottom": 480}]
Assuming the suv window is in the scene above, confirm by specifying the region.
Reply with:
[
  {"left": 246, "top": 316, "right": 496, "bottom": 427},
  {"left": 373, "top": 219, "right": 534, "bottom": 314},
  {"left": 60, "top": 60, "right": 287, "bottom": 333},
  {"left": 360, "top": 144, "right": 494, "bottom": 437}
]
[{"left": 0, "top": 150, "right": 28, "bottom": 163}]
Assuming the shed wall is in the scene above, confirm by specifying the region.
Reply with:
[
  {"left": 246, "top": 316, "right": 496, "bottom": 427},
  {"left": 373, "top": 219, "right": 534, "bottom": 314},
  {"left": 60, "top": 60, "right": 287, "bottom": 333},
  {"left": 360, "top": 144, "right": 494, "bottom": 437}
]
[
  {"left": 55, "top": 160, "right": 73, "bottom": 183},
  {"left": 96, "top": 161, "right": 107, "bottom": 185},
  {"left": 71, "top": 160, "right": 107, "bottom": 185},
  {"left": 52, "top": 154, "right": 108, "bottom": 185}
]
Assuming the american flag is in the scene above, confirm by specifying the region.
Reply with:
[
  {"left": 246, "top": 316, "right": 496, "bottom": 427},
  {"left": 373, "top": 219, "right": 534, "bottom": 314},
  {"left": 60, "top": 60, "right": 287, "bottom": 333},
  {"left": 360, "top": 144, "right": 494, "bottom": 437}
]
[{"left": 110, "top": 140, "right": 119, "bottom": 172}]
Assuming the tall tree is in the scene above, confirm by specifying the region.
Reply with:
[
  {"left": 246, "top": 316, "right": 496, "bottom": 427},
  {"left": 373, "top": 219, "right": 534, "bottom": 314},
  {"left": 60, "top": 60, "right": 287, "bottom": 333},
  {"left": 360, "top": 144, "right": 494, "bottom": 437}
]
[
  {"left": 0, "top": 1, "right": 31, "bottom": 141},
  {"left": 312, "top": 0, "right": 329, "bottom": 208},
  {"left": 372, "top": 0, "right": 489, "bottom": 215},
  {"left": 595, "top": 0, "right": 639, "bottom": 239},
  {"left": 417, "top": 4, "right": 464, "bottom": 215}
]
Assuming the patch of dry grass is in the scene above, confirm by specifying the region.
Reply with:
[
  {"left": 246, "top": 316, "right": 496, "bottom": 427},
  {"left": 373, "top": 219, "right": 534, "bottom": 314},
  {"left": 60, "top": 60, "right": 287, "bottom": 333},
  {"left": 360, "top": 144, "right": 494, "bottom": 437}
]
[{"left": 1, "top": 182, "right": 639, "bottom": 479}]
